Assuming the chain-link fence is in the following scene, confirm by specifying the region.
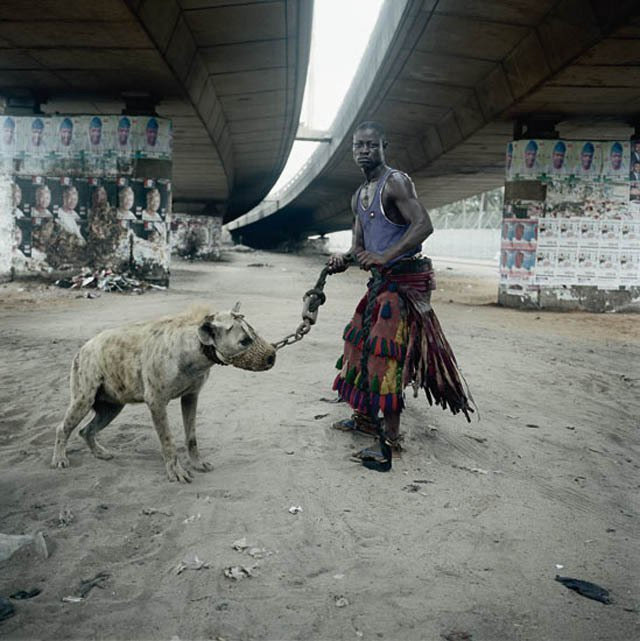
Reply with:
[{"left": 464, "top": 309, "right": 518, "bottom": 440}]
[{"left": 428, "top": 187, "right": 504, "bottom": 230}]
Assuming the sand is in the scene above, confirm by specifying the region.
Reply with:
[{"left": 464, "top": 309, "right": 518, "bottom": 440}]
[{"left": 0, "top": 251, "right": 638, "bottom": 641}]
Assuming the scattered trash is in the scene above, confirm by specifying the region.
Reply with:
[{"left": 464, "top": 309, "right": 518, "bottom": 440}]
[
  {"left": 464, "top": 434, "right": 487, "bottom": 444},
  {"left": 86, "top": 292, "right": 101, "bottom": 299},
  {"left": 64, "top": 571, "right": 111, "bottom": 601},
  {"left": 0, "top": 531, "right": 48, "bottom": 562},
  {"left": 555, "top": 575, "right": 611, "bottom": 604},
  {"left": 413, "top": 479, "right": 435, "bottom": 484},
  {"left": 333, "top": 574, "right": 345, "bottom": 580},
  {"left": 141, "top": 507, "right": 173, "bottom": 517},
  {"left": 288, "top": 506, "right": 303, "bottom": 515},
  {"left": 232, "top": 537, "right": 249, "bottom": 551},
  {"left": 453, "top": 465, "right": 488, "bottom": 475},
  {"left": 223, "top": 565, "right": 256, "bottom": 580},
  {"left": 58, "top": 507, "right": 75, "bottom": 527},
  {"left": 247, "top": 547, "right": 268, "bottom": 559},
  {"left": 565, "top": 426, "right": 576, "bottom": 431},
  {"left": 55, "top": 268, "right": 166, "bottom": 294},
  {"left": 442, "top": 631, "right": 472, "bottom": 641},
  {"left": 314, "top": 413, "right": 329, "bottom": 420},
  {"left": 182, "top": 513, "right": 201, "bottom": 524},
  {"left": 525, "top": 423, "right": 540, "bottom": 429},
  {"left": 176, "top": 553, "right": 210, "bottom": 575},
  {"left": 10, "top": 588, "right": 41, "bottom": 600},
  {"left": 606, "top": 528, "right": 616, "bottom": 533},
  {"left": 0, "top": 596, "right": 15, "bottom": 621},
  {"left": 319, "top": 397, "right": 342, "bottom": 403},
  {"left": 285, "top": 450, "right": 295, "bottom": 455},
  {"left": 403, "top": 484, "right": 420, "bottom": 493},
  {"left": 246, "top": 263, "right": 273, "bottom": 268},
  {"left": 555, "top": 564, "right": 564, "bottom": 570},
  {"left": 334, "top": 595, "right": 349, "bottom": 608}
]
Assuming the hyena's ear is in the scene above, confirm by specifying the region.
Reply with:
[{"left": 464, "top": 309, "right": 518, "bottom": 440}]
[
  {"left": 198, "top": 314, "right": 233, "bottom": 345},
  {"left": 231, "top": 301, "right": 244, "bottom": 320},
  {"left": 197, "top": 318, "right": 216, "bottom": 346}
]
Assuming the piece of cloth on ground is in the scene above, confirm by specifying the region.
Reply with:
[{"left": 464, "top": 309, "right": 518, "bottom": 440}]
[{"left": 333, "top": 257, "right": 472, "bottom": 421}]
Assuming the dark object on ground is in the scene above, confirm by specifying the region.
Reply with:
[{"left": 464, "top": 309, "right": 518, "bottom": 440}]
[
  {"left": 10, "top": 588, "right": 41, "bottom": 600},
  {"left": 0, "top": 596, "right": 15, "bottom": 622},
  {"left": 357, "top": 435, "right": 392, "bottom": 472},
  {"left": 77, "top": 572, "right": 110, "bottom": 598},
  {"left": 442, "top": 631, "right": 472, "bottom": 641},
  {"left": 555, "top": 575, "right": 611, "bottom": 604}
]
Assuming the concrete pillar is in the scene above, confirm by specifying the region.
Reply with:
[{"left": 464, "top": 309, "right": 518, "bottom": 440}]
[
  {"left": 0, "top": 113, "right": 173, "bottom": 285},
  {"left": 499, "top": 130, "right": 640, "bottom": 312}
]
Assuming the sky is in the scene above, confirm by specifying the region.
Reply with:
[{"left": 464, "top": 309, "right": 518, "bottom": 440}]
[{"left": 267, "top": 0, "right": 384, "bottom": 196}]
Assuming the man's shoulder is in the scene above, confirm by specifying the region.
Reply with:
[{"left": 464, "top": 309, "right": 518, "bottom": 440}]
[{"left": 383, "top": 168, "right": 415, "bottom": 197}]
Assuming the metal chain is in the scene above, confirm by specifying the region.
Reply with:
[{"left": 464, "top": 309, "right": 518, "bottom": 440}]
[{"left": 273, "top": 255, "right": 353, "bottom": 351}]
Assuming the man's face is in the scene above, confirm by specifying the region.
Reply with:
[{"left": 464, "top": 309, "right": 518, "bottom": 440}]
[
  {"left": 63, "top": 188, "right": 78, "bottom": 210},
  {"left": 120, "top": 188, "right": 134, "bottom": 210},
  {"left": 89, "top": 125, "right": 102, "bottom": 145},
  {"left": 146, "top": 189, "right": 160, "bottom": 212},
  {"left": 581, "top": 152, "right": 593, "bottom": 170},
  {"left": 3, "top": 124, "right": 14, "bottom": 146},
  {"left": 515, "top": 252, "right": 524, "bottom": 268},
  {"left": 146, "top": 127, "right": 158, "bottom": 146},
  {"left": 36, "top": 187, "right": 51, "bottom": 209},
  {"left": 32, "top": 128, "right": 43, "bottom": 146},
  {"left": 118, "top": 125, "right": 130, "bottom": 146},
  {"left": 60, "top": 126, "right": 72, "bottom": 146},
  {"left": 634, "top": 142, "right": 640, "bottom": 154},
  {"left": 633, "top": 162, "right": 640, "bottom": 174},
  {"left": 514, "top": 224, "right": 524, "bottom": 240},
  {"left": 524, "top": 149, "right": 536, "bottom": 169},
  {"left": 611, "top": 151, "right": 622, "bottom": 170},
  {"left": 93, "top": 187, "right": 107, "bottom": 207},
  {"left": 552, "top": 150, "right": 565, "bottom": 169},
  {"left": 352, "top": 128, "right": 385, "bottom": 171}
]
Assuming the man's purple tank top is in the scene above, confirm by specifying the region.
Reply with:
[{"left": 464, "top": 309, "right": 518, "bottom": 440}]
[{"left": 357, "top": 167, "right": 421, "bottom": 266}]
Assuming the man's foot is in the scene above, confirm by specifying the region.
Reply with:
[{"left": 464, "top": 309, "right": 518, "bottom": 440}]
[{"left": 332, "top": 413, "right": 381, "bottom": 437}]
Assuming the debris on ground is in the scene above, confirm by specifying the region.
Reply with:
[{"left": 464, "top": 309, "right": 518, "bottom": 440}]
[
  {"left": 223, "top": 565, "right": 257, "bottom": 580},
  {"left": 555, "top": 575, "right": 611, "bottom": 604},
  {"left": 58, "top": 507, "right": 75, "bottom": 527},
  {"left": 334, "top": 595, "right": 349, "bottom": 608},
  {"left": 464, "top": 434, "right": 487, "bottom": 443},
  {"left": 55, "top": 269, "right": 166, "bottom": 294},
  {"left": 232, "top": 537, "right": 249, "bottom": 551},
  {"left": 288, "top": 506, "right": 303, "bottom": 514},
  {"left": 141, "top": 507, "right": 173, "bottom": 517},
  {"left": 0, "top": 532, "right": 48, "bottom": 562},
  {"left": 62, "top": 571, "right": 111, "bottom": 602},
  {"left": 442, "top": 631, "right": 472, "bottom": 641},
  {"left": 525, "top": 423, "right": 540, "bottom": 429},
  {"left": 175, "top": 554, "right": 210, "bottom": 575},
  {"left": 0, "top": 596, "right": 15, "bottom": 621},
  {"left": 10, "top": 588, "right": 41, "bottom": 600},
  {"left": 182, "top": 513, "right": 201, "bottom": 524}
]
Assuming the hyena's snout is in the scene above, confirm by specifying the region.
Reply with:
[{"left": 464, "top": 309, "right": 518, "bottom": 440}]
[{"left": 230, "top": 336, "right": 276, "bottom": 371}]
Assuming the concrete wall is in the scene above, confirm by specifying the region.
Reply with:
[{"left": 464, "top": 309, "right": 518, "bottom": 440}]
[{"left": 0, "top": 114, "right": 172, "bottom": 284}]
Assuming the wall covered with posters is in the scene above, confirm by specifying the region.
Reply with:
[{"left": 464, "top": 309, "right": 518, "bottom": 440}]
[
  {"left": 0, "top": 114, "right": 172, "bottom": 284},
  {"left": 500, "top": 137, "right": 640, "bottom": 310}
]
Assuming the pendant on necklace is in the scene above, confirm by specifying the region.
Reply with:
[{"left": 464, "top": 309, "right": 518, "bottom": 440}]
[{"left": 369, "top": 211, "right": 375, "bottom": 218}]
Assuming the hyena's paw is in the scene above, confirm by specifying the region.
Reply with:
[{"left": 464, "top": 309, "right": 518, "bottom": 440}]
[
  {"left": 166, "top": 458, "right": 193, "bottom": 483},
  {"left": 93, "top": 443, "right": 114, "bottom": 460},
  {"left": 190, "top": 458, "right": 214, "bottom": 473},
  {"left": 51, "top": 450, "right": 70, "bottom": 469}
]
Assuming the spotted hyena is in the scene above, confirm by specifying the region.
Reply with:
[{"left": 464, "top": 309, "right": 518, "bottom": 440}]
[{"left": 51, "top": 303, "right": 275, "bottom": 482}]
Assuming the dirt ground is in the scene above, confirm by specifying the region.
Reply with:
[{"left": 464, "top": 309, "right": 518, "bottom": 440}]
[{"left": 0, "top": 250, "right": 638, "bottom": 641}]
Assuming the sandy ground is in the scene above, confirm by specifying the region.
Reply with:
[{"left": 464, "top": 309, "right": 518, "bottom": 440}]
[{"left": 0, "top": 250, "right": 639, "bottom": 641}]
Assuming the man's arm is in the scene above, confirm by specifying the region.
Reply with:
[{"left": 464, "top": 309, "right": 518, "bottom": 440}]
[
  {"left": 327, "top": 192, "right": 363, "bottom": 273},
  {"left": 357, "top": 172, "right": 433, "bottom": 269}
]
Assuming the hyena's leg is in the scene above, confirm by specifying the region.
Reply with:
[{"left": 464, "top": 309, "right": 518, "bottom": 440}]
[
  {"left": 181, "top": 393, "right": 212, "bottom": 472},
  {"left": 147, "top": 399, "right": 192, "bottom": 483},
  {"left": 79, "top": 400, "right": 124, "bottom": 460}
]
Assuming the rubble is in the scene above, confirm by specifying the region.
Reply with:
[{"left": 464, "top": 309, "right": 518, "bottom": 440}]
[{"left": 55, "top": 268, "right": 167, "bottom": 294}]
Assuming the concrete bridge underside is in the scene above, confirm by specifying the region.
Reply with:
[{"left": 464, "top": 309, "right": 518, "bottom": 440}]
[
  {"left": 0, "top": 0, "right": 313, "bottom": 220},
  {"left": 232, "top": 0, "right": 640, "bottom": 248}
]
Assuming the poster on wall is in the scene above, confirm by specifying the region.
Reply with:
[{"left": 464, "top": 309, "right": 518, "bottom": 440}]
[
  {"left": 568, "top": 141, "right": 602, "bottom": 179},
  {"left": 512, "top": 139, "right": 550, "bottom": 180},
  {"left": 619, "top": 252, "right": 640, "bottom": 285},
  {"left": 135, "top": 117, "right": 171, "bottom": 160},
  {"left": 596, "top": 251, "right": 618, "bottom": 289},
  {"left": 534, "top": 248, "right": 556, "bottom": 285},
  {"left": 602, "top": 141, "right": 629, "bottom": 180},
  {"left": 576, "top": 250, "right": 598, "bottom": 285}
]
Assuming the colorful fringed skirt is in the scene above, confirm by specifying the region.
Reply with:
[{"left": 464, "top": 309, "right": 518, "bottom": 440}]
[{"left": 333, "top": 257, "right": 473, "bottom": 421}]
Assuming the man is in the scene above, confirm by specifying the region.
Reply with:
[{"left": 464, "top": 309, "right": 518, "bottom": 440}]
[
  {"left": 145, "top": 117, "right": 159, "bottom": 147},
  {"left": 630, "top": 161, "right": 640, "bottom": 181},
  {"left": 59, "top": 118, "right": 73, "bottom": 147},
  {"left": 523, "top": 140, "right": 538, "bottom": 171},
  {"left": 578, "top": 142, "right": 595, "bottom": 174},
  {"left": 88, "top": 116, "right": 102, "bottom": 147},
  {"left": 609, "top": 142, "right": 624, "bottom": 173},
  {"left": 117, "top": 116, "right": 131, "bottom": 148},
  {"left": 631, "top": 139, "right": 640, "bottom": 165},
  {"left": 2, "top": 116, "right": 15, "bottom": 147},
  {"left": 550, "top": 141, "right": 566, "bottom": 172},
  {"left": 32, "top": 185, "right": 53, "bottom": 219},
  {"left": 31, "top": 118, "right": 45, "bottom": 148},
  {"left": 56, "top": 186, "right": 84, "bottom": 240},
  {"left": 327, "top": 122, "right": 472, "bottom": 464},
  {"left": 116, "top": 186, "right": 137, "bottom": 221}
]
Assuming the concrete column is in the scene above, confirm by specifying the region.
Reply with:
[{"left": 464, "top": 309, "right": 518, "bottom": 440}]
[{"left": 499, "top": 131, "right": 640, "bottom": 312}]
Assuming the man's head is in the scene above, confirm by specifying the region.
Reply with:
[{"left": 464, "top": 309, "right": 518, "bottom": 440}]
[
  {"left": 35, "top": 185, "right": 51, "bottom": 210},
  {"left": 580, "top": 142, "right": 594, "bottom": 170},
  {"left": 514, "top": 223, "right": 525, "bottom": 240},
  {"left": 352, "top": 121, "right": 387, "bottom": 171},
  {"left": 62, "top": 186, "right": 79, "bottom": 211},
  {"left": 59, "top": 118, "right": 73, "bottom": 146},
  {"left": 633, "top": 161, "right": 640, "bottom": 175},
  {"left": 610, "top": 142, "right": 623, "bottom": 170},
  {"left": 31, "top": 118, "right": 44, "bottom": 146},
  {"left": 552, "top": 141, "right": 566, "bottom": 170},
  {"left": 89, "top": 116, "right": 102, "bottom": 146},
  {"left": 118, "top": 116, "right": 131, "bottom": 146},
  {"left": 146, "top": 118, "right": 159, "bottom": 146},
  {"left": 119, "top": 186, "right": 134, "bottom": 210},
  {"left": 92, "top": 186, "right": 108, "bottom": 209},
  {"left": 514, "top": 251, "right": 524, "bottom": 268},
  {"left": 3, "top": 117, "right": 15, "bottom": 146},
  {"left": 524, "top": 140, "right": 537, "bottom": 169},
  {"left": 146, "top": 187, "right": 160, "bottom": 212},
  {"left": 634, "top": 140, "right": 640, "bottom": 154}
]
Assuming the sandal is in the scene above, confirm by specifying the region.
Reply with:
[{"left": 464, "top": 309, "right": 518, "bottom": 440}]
[{"left": 332, "top": 412, "right": 381, "bottom": 437}]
